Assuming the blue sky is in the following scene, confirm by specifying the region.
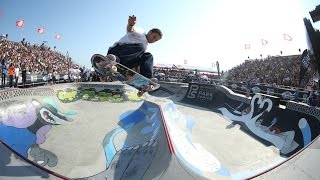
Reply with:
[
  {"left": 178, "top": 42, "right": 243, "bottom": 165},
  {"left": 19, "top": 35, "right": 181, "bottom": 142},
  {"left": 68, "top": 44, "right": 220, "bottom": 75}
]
[{"left": 0, "top": 0, "right": 319, "bottom": 71}]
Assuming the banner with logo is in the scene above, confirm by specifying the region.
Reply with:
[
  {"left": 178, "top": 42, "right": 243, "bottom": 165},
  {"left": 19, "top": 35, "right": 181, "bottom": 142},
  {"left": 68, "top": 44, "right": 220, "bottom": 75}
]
[
  {"left": 299, "top": 49, "right": 311, "bottom": 86},
  {"left": 181, "top": 83, "right": 216, "bottom": 107}
]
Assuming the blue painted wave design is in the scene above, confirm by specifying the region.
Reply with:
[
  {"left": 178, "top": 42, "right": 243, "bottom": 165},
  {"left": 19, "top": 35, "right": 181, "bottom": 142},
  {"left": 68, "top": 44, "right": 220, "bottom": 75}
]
[
  {"left": 299, "top": 118, "right": 311, "bottom": 146},
  {"left": 103, "top": 102, "right": 161, "bottom": 167}
]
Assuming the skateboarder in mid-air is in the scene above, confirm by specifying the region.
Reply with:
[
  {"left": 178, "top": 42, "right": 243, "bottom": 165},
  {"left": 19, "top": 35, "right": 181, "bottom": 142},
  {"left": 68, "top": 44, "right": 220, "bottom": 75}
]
[{"left": 107, "top": 15, "right": 163, "bottom": 79}]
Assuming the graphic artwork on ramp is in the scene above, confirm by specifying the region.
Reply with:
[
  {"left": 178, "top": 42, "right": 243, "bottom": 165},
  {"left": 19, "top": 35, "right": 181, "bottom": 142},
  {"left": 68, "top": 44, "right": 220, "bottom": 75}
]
[{"left": 0, "top": 98, "right": 75, "bottom": 167}]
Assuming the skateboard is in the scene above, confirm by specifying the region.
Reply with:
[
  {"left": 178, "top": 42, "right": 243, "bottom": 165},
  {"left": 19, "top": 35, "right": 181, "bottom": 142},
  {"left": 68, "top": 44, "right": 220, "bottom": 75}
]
[{"left": 91, "top": 54, "right": 160, "bottom": 96}]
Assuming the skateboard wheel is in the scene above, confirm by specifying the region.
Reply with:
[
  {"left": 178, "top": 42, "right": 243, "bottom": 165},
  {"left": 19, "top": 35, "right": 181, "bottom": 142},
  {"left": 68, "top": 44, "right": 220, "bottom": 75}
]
[
  {"left": 150, "top": 85, "right": 155, "bottom": 90},
  {"left": 137, "top": 91, "right": 143, "bottom": 97},
  {"left": 111, "top": 65, "right": 117, "bottom": 72}
]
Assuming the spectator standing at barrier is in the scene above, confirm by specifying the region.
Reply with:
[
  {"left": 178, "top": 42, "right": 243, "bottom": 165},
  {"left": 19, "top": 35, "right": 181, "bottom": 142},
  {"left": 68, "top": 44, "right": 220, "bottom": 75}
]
[
  {"left": 8, "top": 63, "right": 14, "bottom": 88},
  {"left": 47, "top": 70, "right": 53, "bottom": 85},
  {"left": 21, "top": 62, "right": 27, "bottom": 88},
  {"left": 79, "top": 67, "right": 84, "bottom": 82},
  {"left": 14, "top": 64, "right": 20, "bottom": 87},
  {"left": 68, "top": 68, "right": 71, "bottom": 82},
  {"left": 245, "top": 78, "right": 254, "bottom": 97},
  {"left": 317, "top": 91, "right": 320, "bottom": 107},
  {"left": 294, "top": 89, "right": 300, "bottom": 102},
  {"left": 307, "top": 90, "right": 318, "bottom": 106},
  {"left": 52, "top": 69, "right": 57, "bottom": 84},
  {"left": 1, "top": 56, "right": 8, "bottom": 88}
]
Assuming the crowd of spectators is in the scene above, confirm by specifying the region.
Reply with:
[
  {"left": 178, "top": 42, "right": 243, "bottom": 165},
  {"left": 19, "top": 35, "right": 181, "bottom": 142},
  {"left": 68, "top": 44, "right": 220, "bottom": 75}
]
[
  {"left": 225, "top": 55, "right": 318, "bottom": 89},
  {"left": 0, "top": 37, "right": 83, "bottom": 87},
  {"left": 153, "top": 68, "right": 191, "bottom": 81},
  {"left": 225, "top": 55, "right": 319, "bottom": 107},
  {"left": 0, "top": 38, "right": 80, "bottom": 76}
]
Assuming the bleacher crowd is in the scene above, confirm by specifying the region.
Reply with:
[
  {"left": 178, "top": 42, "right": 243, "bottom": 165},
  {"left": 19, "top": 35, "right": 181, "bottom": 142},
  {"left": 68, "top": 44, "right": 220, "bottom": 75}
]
[
  {"left": 225, "top": 55, "right": 319, "bottom": 107},
  {"left": 0, "top": 37, "right": 83, "bottom": 88},
  {"left": 226, "top": 55, "right": 317, "bottom": 89}
]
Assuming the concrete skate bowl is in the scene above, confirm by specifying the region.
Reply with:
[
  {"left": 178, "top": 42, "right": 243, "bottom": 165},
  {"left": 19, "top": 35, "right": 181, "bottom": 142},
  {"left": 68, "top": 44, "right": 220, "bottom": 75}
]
[
  {"left": 0, "top": 82, "right": 320, "bottom": 180},
  {"left": 0, "top": 82, "right": 204, "bottom": 180},
  {"left": 161, "top": 82, "right": 320, "bottom": 180}
]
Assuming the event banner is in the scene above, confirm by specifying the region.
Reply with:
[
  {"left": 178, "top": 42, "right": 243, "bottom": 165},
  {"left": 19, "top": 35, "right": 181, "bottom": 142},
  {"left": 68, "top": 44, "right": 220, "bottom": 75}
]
[
  {"left": 181, "top": 83, "right": 216, "bottom": 107},
  {"left": 299, "top": 49, "right": 311, "bottom": 85}
]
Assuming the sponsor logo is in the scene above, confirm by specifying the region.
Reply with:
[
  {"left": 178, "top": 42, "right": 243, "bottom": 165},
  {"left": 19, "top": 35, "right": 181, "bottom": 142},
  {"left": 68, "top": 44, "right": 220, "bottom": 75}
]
[
  {"left": 197, "top": 87, "right": 214, "bottom": 101},
  {"left": 187, "top": 84, "right": 215, "bottom": 102},
  {"left": 187, "top": 84, "right": 199, "bottom": 99},
  {"left": 187, "top": 84, "right": 215, "bottom": 103}
]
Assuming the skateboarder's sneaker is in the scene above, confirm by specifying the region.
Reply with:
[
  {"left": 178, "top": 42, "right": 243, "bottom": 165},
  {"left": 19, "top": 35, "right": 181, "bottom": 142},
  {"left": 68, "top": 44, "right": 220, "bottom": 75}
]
[
  {"left": 91, "top": 54, "right": 117, "bottom": 75},
  {"left": 105, "top": 54, "right": 117, "bottom": 63}
]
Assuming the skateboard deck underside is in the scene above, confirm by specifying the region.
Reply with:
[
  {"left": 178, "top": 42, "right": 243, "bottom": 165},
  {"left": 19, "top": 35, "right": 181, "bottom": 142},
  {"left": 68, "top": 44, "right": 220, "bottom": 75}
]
[{"left": 91, "top": 54, "right": 160, "bottom": 92}]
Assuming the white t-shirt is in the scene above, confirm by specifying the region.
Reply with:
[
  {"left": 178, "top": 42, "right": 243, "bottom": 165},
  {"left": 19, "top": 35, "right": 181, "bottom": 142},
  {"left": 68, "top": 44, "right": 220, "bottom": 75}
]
[
  {"left": 14, "top": 67, "right": 20, "bottom": 76},
  {"left": 117, "top": 29, "right": 148, "bottom": 51}
]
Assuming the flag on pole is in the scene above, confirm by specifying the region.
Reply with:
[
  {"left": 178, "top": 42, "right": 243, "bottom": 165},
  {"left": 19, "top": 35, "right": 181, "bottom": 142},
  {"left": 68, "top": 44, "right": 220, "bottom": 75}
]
[
  {"left": 37, "top": 27, "right": 45, "bottom": 34},
  {"left": 55, "top": 33, "right": 61, "bottom": 40},
  {"left": 245, "top": 44, "right": 250, "bottom": 49},
  {"left": 261, "top": 39, "right": 268, "bottom": 46},
  {"left": 283, "top": 33, "right": 292, "bottom": 41},
  {"left": 16, "top": 19, "right": 24, "bottom": 28}
]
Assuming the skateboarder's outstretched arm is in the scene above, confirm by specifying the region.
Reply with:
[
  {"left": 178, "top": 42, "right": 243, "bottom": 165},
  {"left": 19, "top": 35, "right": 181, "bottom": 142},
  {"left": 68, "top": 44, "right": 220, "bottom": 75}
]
[{"left": 127, "top": 15, "right": 136, "bottom": 32}]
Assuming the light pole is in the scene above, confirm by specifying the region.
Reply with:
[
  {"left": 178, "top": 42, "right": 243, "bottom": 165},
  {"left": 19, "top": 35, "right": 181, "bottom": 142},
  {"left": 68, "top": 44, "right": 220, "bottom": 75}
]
[{"left": 216, "top": 61, "right": 220, "bottom": 78}]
